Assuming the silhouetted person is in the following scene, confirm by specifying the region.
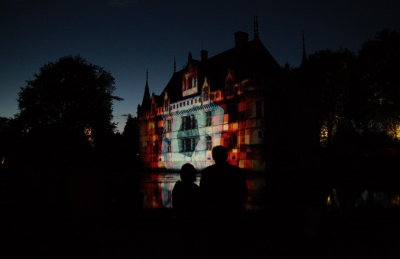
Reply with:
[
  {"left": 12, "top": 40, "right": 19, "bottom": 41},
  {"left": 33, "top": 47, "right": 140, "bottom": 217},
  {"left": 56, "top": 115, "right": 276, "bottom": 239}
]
[
  {"left": 172, "top": 163, "right": 200, "bottom": 217},
  {"left": 172, "top": 163, "right": 200, "bottom": 258},
  {"left": 200, "top": 145, "right": 248, "bottom": 215},
  {"left": 200, "top": 145, "right": 248, "bottom": 258}
]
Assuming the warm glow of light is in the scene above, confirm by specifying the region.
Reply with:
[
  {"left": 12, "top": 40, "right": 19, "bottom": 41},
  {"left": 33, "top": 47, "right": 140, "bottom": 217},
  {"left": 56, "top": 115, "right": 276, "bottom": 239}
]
[
  {"left": 232, "top": 122, "right": 238, "bottom": 130},
  {"left": 0, "top": 157, "right": 5, "bottom": 165},
  {"left": 391, "top": 195, "right": 400, "bottom": 207},
  {"left": 223, "top": 124, "right": 229, "bottom": 131},
  {"left": 83, "top": 127, "right": 94, "bottom": 147},
  {"left": 232, "top": 148, "right": 238, "bottom": 153},
  {"left": 326, "top": 194, "right": 332, "bottom": 206},
  {"left": 239, "top": 160, "right": 245, "bottom": 168},
  {"left": 149, "top": 122, "right": 155, "bottom": 130},
  {"left": 320, "top": 124, "right": 329, "bottom": 146},
  {"left": 245, "top": 135, "right": 250, "bottom": 144},
  {"left": 388, "top": 124, "right": 400, "bottom": 140}
]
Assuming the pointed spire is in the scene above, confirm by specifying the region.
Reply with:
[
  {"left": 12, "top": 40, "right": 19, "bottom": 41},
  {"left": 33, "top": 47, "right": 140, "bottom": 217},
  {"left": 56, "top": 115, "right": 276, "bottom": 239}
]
[
  {"left": 254, "top": 16, "right": 259, "bottom": 40},
  {"left": 146, "top": 69, "right": 149, "bottom": 86},
  {"left": 173, "top": 57, "right": 176, "bottom": 73},
  {"left": 141, "top": 70, "right": 151, "bottom": 109},
  {"left": 302, "top": 31, "right": 307, "bottom": 65}
]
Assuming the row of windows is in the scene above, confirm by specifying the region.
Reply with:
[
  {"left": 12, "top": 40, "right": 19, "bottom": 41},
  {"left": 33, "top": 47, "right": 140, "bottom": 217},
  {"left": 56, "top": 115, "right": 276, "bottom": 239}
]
[
  {"left": 163, "top": 106, "right": 261, "bottom": 134},
  {"left": 162, "top": 101, "right": 262, "bottom": 134},
  {"left": 151, "top": 133, "right": 262, "bottom": 154},
  {"left": 160, "top": 136, "right": 213, "bottom": 153},
  {"left": 159, "top": 86, "right": 261, "bottom": 114},
  {"left": 165, "top": 112, "right": 211, "bottom": 133}
]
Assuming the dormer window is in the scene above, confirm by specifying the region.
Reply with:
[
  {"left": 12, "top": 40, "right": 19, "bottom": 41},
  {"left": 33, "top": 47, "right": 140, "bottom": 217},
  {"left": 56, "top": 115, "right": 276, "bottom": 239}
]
[
  {"left": 190, "top": 77, "right": 196, "bottom": 89},
  {"left": 182, "top": 70, "right": 198, "bottom": 97},
  {"left": 183, "top": 73, "right": 197, "bottom": 90}
]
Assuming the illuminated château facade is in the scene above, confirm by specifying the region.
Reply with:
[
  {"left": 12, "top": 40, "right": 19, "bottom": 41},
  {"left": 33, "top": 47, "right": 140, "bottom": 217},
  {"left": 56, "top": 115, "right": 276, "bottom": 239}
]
[{"left": 137, "top": 28, "right": 280, "bottom": 171}]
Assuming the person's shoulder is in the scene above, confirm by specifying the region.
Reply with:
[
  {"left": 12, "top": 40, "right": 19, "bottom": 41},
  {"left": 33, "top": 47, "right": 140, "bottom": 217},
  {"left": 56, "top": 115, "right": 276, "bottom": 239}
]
[
  {"left": 226, "top": 163, "right": 242, "bottom": 171},
  {"left": 201, "top": 164, "right": 217, "bottom": 174},
  {"left": 173, "top": 180, "right": 183, "bottom": 189}
]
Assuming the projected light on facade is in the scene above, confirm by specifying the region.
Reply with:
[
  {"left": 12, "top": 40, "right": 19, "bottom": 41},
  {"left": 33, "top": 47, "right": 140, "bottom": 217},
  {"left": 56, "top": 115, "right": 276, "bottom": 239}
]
[
  {"left": 137, "top": 29, "right": 280, "bottom": 171},
  {"left": 161, "top": 97, "right": 224, "bottom": 170}
]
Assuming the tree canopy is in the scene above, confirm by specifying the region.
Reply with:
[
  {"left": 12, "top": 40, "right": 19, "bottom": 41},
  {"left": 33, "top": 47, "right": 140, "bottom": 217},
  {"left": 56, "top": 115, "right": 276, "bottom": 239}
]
[{"left": 17, "top": 56, "right": 120, "bottom": 149}]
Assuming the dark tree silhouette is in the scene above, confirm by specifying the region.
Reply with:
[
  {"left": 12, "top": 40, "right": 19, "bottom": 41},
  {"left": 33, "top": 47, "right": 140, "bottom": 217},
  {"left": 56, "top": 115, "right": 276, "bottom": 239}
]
[
  {"left": 0, "top": 116, "right": 21, "bottom": 165},
  {"left": 0, "top": 117, "right": 13, "bottom": 158},
  {"left": 302, "top": 49, "right": 356, "bottom": 147},
  {"left": 355, "top": 29, "right": 400, "bottom": 137},
  {"left": 17, "top": 56, "right": 121, "bottom": 160}
]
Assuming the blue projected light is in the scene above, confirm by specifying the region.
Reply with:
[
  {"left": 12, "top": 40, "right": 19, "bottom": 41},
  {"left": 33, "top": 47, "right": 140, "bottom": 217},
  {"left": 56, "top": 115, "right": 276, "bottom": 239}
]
[{"left": 161, "top": 100, "right": 224, "bottom": 170}]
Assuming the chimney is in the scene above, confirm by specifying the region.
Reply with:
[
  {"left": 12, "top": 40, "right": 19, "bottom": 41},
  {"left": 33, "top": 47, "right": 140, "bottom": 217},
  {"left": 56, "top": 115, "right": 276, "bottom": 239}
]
[
  {"left": 201, "top": 50, "right": 208, "bottom": 62},
  {"left": 234, "top": 31, "right": 249, "bottom": 49}
]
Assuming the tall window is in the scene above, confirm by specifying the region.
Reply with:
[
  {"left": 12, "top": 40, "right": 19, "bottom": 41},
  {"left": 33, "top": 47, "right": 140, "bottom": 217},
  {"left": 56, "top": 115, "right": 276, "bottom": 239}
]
[
  {"left": 182, "top": 138, "right": 196, "bottom": 152},
  {"left": 166, "top": 119, "right": 172, "bottom": 132},
  {"left": 182, "top": 116, "right": 189, "bottom": 130},
  {"left": 203, "top": 86, "right": 209, "bottom": 101},
  {"left": 167, "top": 140, "right": 171, "bottom": 153},
  {"left": 182, "top": 115, "right": 197, "bottom": 130},
  {"left": 164, "top": 99, "right": 169, "bottom": 110},
  {"left": 206, "top": 111, "right": 212, "bottom": 127},
  {"left": 206, "top": 136, "right": 212, "bottom": 150},
  {"left": 191, "top": 77, "right": 196, "bottom": 89}
]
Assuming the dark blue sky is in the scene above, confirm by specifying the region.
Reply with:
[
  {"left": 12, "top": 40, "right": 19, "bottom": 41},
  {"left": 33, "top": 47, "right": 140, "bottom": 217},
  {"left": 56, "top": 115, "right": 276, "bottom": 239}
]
[{"left": 1, "top": 0, "right": 399, "bottom": 132}]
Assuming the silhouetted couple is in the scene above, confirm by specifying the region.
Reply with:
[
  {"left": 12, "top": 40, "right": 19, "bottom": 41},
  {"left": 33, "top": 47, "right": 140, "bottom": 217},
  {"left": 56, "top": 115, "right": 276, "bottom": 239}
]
[{"left": 172, "top": 145, "right": 248, "bottom": 258}]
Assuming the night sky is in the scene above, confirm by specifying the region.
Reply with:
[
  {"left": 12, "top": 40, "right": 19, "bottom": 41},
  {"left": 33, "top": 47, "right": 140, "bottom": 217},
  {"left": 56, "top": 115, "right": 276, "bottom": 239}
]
[{"left": 1, "top": 0, "right": 399, "bottom": 132}]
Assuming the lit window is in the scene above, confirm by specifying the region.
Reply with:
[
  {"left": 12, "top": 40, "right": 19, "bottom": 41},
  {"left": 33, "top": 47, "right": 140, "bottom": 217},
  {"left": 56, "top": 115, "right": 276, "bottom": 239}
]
[
  {"left": 190, "top": 114, "right": 196, "bottom": 129},
  {"left": 166, "top": 119, "right": 172, "bottom": 132},
  {"left": 206, "top": 111, "right": 212, "bottom": 126}
]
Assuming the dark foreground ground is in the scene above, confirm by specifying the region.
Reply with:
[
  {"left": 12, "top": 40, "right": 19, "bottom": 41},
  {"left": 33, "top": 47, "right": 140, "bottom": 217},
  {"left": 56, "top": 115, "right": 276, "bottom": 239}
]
[{"left": 2, "top": 207, "right": 400, "bottom": 259}]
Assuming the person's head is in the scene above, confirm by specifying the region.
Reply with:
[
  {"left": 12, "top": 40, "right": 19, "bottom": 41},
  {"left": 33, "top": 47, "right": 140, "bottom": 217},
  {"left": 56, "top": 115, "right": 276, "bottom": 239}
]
[
  {"left": 180, "top": 163, "right": 197, "bottom": 182},
  {"left": 212, "top": 145, "right": 228, "bottom": 164}
]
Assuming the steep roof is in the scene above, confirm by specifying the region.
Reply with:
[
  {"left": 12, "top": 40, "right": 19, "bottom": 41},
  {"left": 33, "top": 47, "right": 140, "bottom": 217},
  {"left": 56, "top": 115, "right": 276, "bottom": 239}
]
[{"left": 157, "top": 37, "right": 281, "bottom": 106}]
